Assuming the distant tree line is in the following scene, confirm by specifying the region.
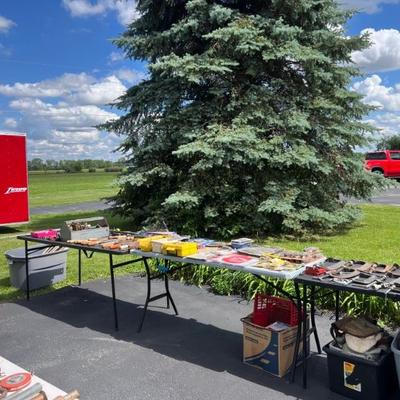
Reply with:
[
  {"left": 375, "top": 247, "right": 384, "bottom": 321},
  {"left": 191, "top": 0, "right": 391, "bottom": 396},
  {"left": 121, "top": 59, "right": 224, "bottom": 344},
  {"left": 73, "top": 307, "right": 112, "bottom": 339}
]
[
  {"left": 376, "top": 135, "right": 400, "bottom": 151},
  {"left": 28, "top": 158, "right": 126, "bottom": 173}
]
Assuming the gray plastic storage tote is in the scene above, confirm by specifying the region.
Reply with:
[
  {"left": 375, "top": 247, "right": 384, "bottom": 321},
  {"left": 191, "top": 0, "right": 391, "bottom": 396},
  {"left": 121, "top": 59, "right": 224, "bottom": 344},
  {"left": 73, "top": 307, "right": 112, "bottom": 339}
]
[{"left": 5, "top": 246, "right": 68, "bottom": 290}]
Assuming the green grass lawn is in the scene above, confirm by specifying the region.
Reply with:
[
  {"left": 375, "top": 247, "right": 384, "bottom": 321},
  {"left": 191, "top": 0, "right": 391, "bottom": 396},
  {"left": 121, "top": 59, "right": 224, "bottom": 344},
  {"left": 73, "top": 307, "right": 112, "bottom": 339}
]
[
  {"left": 0, "top": 210, "right": 140, "bottom": 302},
  {"left": 0, "top": 204, "right": 399, "bottom": 304},
  {"left": 267, "top": 204, "right": 400, "bottom": 264},
  {"left": 28, "top": 172, "right": 119, "bottom": 208}
]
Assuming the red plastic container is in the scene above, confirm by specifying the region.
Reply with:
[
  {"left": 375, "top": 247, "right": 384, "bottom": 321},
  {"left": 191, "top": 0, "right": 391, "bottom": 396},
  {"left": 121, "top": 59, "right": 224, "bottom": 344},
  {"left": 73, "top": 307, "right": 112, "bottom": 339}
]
[{"left": 252, "top": 294, "right": 300, "bottom": 327}]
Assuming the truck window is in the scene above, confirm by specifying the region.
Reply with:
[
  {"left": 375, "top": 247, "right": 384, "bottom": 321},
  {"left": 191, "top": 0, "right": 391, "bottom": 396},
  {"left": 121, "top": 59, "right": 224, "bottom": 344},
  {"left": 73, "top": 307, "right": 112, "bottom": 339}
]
[
  {"left": 365, "top": 152, "right": 387, "bottom": 160},
  {"left": 389, "top": 152, "right": 400, "bottom": 160}
]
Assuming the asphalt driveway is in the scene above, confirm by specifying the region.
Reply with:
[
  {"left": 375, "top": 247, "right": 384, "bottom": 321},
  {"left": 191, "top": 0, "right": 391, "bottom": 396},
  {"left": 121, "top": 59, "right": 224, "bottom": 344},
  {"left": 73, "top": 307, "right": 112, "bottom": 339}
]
[
  {"left": 0, "top": 275, "right": 385, "bottom": 400},
  {"left": 361, "top": 187, "right": 400, "bottom": 205}
]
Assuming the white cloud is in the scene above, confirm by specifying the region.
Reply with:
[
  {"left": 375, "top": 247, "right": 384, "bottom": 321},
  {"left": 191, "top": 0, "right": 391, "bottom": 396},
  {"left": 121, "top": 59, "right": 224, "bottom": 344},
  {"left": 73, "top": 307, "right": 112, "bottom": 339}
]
[
  {"left": 362, "top": 112, "right": 400, "bottom": 145},
  {"left": 115, "top": 68, "right": 146, "bottom": 84},
  {"left": 341, "top": 0, "right": 400, "bottom": 13},
  {"left": 353, "top": 75, "right": 400, "bottom": 112},
  {"left": 62, "top": 0, "right": 107, "bottom": 16},
  {"left": 112, "top": 0, "right": 138, "bottom": 25},
  {"left": 109, "top": 51, "right": 124, "bottom": 63},
  {"left": 66, "top": 75, "right": 127, "bottom": 104},
  {"left": 0, "top": 15, "right": 15, "bottom": 33},
  {"left": 0, "top": 73, "right": 126, "bottom": 105},
  {"left": 62, "top": 0, "right": 139, "bottom": 25},
  {"left": 353, "top": 75, "right": 400, "bottom": 143},
  {"left": 10, "top": 98, "right": 118, "bottom": 130},
  {"left": 352, "top": 29, "right": 400, "bottom": 73},
  {"left": 4, "top": 117, "right": 17, "bottom": 128},
  {"left": 10, "top": 98, "right": 121, "bottom": 159},
  {"left": 0, "top": 73, "right": 95, "bottom": 98},
  {"left": 27, "top": 133, "right": 121, "bottom": 160},
  {"left": 1, "top": 72, "right": 126, "bottom": 159}
]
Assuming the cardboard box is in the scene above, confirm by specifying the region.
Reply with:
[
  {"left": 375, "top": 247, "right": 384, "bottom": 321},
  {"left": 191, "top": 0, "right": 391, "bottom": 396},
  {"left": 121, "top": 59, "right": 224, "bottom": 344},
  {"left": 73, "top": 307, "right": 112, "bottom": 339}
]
[{"left": 241, "top": 314, "right": 309, "bottom": 377}]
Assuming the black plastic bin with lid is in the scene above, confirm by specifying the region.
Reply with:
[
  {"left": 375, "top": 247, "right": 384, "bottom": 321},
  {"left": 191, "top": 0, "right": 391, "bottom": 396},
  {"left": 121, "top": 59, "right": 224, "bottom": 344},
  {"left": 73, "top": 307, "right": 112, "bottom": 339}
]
[
  {"left": 4, "top": 246, "right": 68, "bottom": 291},
  {"left": 323, "top": 341, "right": 398, "bottom": 400}
]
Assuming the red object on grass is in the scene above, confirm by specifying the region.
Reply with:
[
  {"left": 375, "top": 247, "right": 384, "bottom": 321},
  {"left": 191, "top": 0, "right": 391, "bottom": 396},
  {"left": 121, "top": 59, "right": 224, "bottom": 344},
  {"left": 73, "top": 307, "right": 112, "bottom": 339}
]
[
  {"left": 0, "top": 133, "right": 29, "bottom": 225},
  {"left": 252, "top": 294, "right": 300, "bottom": 327}
]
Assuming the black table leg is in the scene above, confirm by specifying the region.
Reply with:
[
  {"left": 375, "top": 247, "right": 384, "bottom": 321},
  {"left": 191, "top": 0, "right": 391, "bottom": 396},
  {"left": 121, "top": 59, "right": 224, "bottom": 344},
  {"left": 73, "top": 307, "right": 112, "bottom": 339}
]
[
  {"left": 165, "top": 273, "right": 178, "bottom": 315},
  {"left": 335, "top": 291, "right": 340, "bottom": 321},
  {"left": 290, "top": 281, "right": 303, "bottom": 383},
  {"left": 24, "top": 240, "right": 30, "bottom": 300},
  {"left": 78, "top": 249, "right": 82, "bottom": 286},
  {"left": 138, "top": 257, "right": 181, "bottom": 332},
  {"left": 310, "top": 285, "right": 321, "bottom": 354},
  {"left": 109, "top": 254, "right": 119, "bottom": 331},
  {"left": 138, "top": 257, "right": 151, "bottom": 333},
  {"left": 164, "top": 260, "right": 170, "bottom": 309},
  {"left": 302, "top": 284, "right": 308, "bottom": 389}
]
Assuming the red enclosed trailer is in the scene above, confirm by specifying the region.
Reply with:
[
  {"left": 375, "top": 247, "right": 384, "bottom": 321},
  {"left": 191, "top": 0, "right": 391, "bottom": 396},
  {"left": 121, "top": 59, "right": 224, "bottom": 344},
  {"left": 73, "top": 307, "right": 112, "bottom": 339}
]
[{"left": 0, "top": 132, "right": 29, "bottom": 225}]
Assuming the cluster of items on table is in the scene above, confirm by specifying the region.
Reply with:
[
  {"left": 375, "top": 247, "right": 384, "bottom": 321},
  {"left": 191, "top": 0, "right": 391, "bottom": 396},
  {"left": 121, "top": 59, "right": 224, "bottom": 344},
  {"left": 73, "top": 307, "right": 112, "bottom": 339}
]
[
  {"left": 304, "top": 257, "right": 400, "bottom": 294},
  {"left": 0, "top": 369, "right": 79, "bottom": 400},
  {"left": 28, "top": 217, "right": 325, "bottom": 274}
]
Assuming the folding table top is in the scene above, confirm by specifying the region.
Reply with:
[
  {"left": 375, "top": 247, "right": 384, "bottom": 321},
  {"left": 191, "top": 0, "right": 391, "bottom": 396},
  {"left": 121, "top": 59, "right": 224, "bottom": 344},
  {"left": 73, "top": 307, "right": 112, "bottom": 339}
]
[
  {"left": 132, "top": 249, "right": 324, "bottom": 280},
  {"left": 0, "top": 356, "right": 66, "bottom": 398},
  {"left": 295, "top": 273, "right": 400, "bottom": 301}
]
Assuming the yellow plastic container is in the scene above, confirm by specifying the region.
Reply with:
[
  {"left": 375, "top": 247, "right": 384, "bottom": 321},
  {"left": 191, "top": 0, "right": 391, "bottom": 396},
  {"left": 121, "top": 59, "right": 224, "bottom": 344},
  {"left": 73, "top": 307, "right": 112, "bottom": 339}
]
[
  {"left": 162, "top": 242, "right": 198, "bottom": 257},
  {"left": 138, "top": 235, "right": 166, "bottom": 252}
]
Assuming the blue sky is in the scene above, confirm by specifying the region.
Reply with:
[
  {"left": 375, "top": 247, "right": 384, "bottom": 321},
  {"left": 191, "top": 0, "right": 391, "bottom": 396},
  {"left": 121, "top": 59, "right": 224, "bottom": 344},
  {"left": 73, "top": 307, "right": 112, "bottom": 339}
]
[{"left": 0, "top": 0, "right": 400, "bottom": 160}]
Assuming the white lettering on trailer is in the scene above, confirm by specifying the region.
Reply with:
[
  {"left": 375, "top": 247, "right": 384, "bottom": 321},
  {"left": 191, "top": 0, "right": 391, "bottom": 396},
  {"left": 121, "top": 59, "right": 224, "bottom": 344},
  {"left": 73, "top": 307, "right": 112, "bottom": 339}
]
[{"left": 4, "top": 187, "right": 27, "bottom": 194}]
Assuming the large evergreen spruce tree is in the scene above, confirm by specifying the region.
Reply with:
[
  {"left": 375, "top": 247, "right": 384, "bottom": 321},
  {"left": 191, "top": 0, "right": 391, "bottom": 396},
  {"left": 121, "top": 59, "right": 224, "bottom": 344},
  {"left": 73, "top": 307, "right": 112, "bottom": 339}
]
[{"left": 104, "top": 0, "right": 380, "bottom": 236}]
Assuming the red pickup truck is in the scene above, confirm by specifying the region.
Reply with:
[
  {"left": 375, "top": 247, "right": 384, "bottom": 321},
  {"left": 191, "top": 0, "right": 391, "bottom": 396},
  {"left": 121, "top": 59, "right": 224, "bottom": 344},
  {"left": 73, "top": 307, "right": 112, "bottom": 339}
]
[{"left": 364, "top": 150, "right": 400, "bottom": 178}]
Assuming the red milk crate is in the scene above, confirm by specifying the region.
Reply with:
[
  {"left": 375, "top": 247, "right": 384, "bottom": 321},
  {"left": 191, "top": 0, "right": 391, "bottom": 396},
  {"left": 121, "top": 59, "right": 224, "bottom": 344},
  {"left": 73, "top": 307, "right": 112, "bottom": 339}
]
[{"left": 252, "top": 294, "right": 300, "bottom": 327}]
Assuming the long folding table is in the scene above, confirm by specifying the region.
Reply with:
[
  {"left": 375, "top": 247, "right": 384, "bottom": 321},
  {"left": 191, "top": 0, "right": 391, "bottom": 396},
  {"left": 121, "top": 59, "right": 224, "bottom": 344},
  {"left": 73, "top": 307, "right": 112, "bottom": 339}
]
[
  {"left": 130, "top": 249, "right": 315, "bottom": 333},
  {"left": 17, "top": 234, "right": 319, "bottom": 385}
]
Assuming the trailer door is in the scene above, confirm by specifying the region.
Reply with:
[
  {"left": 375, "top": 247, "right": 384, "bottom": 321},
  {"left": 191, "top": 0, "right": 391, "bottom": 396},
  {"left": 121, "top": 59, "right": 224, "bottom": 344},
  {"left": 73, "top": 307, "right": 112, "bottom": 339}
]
[{"left": 0, "top": 134, "right": 29, "bottom": 225}]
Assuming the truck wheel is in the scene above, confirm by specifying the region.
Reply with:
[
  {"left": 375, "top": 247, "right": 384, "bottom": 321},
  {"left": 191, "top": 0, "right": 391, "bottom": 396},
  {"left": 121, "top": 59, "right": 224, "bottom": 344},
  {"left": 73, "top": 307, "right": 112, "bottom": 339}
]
[{"left": 372, "top": 168, "right": 384, "bottom": 175}]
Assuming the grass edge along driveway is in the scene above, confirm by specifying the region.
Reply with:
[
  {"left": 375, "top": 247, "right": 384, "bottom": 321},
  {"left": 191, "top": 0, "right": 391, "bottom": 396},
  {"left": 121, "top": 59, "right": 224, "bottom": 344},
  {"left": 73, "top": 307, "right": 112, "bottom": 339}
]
[{"left": 0, "top": 204, "right": 399, "bottom": 304}]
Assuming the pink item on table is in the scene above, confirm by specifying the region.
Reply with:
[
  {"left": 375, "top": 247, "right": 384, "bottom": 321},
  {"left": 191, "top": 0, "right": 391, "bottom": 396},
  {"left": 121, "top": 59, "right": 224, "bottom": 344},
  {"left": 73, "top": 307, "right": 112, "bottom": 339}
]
[{"left": 31, "top": 229, "right": 59, "bottom": 240}]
